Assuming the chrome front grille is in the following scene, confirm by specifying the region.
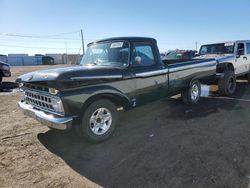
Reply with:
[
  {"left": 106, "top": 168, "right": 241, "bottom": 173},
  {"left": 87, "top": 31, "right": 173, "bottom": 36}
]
[{"left": 23, "top": 89, "right": 63, "bottom": 115}]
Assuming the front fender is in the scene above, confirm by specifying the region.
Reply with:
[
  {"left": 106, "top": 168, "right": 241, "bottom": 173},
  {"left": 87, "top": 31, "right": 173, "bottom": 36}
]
[{"left": 59, "top": 85, "right": 132, "bottom": 116}]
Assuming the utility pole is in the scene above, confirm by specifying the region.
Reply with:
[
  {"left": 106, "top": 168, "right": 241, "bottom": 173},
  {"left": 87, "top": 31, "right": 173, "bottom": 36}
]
[
  {"left": 81, "top": 29, "right": 85, "bottom": 55},
  {"left": 65, "top": 42, "right": 68, "bottom": 64}
]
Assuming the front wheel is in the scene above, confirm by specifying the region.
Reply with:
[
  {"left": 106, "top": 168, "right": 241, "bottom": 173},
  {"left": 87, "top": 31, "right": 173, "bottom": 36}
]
[
  {"left": 182, "top": 80, "right": 201, "bottom": 105},
  {"left": 75, "top": 99, "right": 118, "bottom": 143},
  {"left": 218, "top": 71, "right": 236, "bottom": 96}
]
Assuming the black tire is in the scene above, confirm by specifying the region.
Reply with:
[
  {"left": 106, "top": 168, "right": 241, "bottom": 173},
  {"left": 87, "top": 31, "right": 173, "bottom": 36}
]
[
  {"left": 247, "top": 73, "right": 250, "bottom": 84},
  {"left": 0, "top": 76, "right": 2, "bottom": 83},
  {"left": 218, "top": 71, "right": 236, "bottom": 96},
  {"left": 75, "top": 99, "right": 118, "bottom": 143},
  {"left": 182, "top": 80, "right": 201, "bottom": 105}
]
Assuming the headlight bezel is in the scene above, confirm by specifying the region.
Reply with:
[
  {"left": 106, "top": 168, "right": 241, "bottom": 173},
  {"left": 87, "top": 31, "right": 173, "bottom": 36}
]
[
  {"left": 51, "top": 97, "right": 65, "bottom": 115},
  {"left": 48, "top": 88, "right": 59, "bottom": 95}
]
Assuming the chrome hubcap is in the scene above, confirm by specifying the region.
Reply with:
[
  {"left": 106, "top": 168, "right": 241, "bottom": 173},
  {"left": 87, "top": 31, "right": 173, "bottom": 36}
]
[
  {"left": 191, "top": 84, "right": 199, "bottom": 100},
  {"left": 89, "top": 108, "right": 112, "bottom": 135}
]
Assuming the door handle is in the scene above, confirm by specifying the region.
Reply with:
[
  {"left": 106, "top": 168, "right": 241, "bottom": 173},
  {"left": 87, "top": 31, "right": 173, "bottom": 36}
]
[{"left": 243, "top": 56, "right": 248, "bottom": 60}]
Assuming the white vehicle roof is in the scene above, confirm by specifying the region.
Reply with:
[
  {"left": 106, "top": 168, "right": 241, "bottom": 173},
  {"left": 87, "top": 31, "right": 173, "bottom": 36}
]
[{"left": 202, "top": 40, "right": 250, "bottom": 45}]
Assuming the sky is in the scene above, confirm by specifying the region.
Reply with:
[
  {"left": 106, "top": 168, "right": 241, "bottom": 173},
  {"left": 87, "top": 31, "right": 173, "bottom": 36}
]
[{"left": 1, "top": 0, "right": 250, "bottom": 55}]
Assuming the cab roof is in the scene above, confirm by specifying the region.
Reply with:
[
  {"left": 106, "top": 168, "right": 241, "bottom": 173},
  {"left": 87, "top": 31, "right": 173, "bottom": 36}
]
[
  {"left": 202, "top": 40, "right": 250, "bottom": 46},
  {"left": 88, "top": 37, "right": 157, "bottom": 46}
]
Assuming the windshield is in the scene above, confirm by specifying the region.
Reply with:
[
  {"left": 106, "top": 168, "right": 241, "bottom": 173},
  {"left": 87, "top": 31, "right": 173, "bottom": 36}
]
[
  {"left": 80, "top": 41, "right": 129, "bottom": 67},
  {"left": 199, "top": 43, "right": 235, "bottom": 55}
]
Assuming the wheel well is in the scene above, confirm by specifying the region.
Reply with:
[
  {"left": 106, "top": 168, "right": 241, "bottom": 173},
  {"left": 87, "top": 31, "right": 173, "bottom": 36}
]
[
  {"left": 80, "top": 93, "right": 131, "bottom": 114},
  {"left": 216, "top": 63, "right": 234, "bottom": 73}
]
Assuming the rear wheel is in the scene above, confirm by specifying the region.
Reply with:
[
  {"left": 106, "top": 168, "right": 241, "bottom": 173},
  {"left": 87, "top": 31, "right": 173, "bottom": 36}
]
[
  {"left": 75, "top": 99, "right": 118, "bottom": 143},
  {"left": 182, "top": 80, "right": 201, "bottom": 105},
  {"left": 218, "top": 71, "right": 236, "bottom": 96}
]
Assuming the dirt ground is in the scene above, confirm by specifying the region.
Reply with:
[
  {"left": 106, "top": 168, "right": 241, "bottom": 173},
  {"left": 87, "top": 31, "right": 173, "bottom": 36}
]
[{"left": 1, "top": 65, "right": 250, "bottom": 188}]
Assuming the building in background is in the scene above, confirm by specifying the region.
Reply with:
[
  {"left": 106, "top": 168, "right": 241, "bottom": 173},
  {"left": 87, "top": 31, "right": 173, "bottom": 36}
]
[
  {"left": 64, "top": 54, "right": 82, "bottom": 65},
  {"left": 7, "top": 55, "right": 42, "bottom": 66},
  {"left": 0, "top": 54, "right": 7, "bottom": 63},
  {"left": 0, "top": 53, "right": 82, "bottom": 66}
]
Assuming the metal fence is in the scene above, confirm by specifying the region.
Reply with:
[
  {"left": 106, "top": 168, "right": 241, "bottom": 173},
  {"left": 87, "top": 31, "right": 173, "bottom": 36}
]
[
  {"left": 7, "top": 56, "right": 43, "bottom": 66},
  {"left": 0, "top": 54, "right": 83, "bottom": 66}
]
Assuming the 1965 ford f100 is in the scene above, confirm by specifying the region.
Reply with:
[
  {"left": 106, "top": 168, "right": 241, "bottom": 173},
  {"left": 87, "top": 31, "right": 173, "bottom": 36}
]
[{"left": 16, "top": 37, "right": 217, "bottom": 143}]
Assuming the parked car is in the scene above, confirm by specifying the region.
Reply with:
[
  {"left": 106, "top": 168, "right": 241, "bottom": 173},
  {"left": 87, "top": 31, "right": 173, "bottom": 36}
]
[
  {"left": 0, "top": 61, "right": 11, "bottom": 84},
  {"left": 42, "top": 56, "right": 55, "bottom": 65},
  {"left": 16, "top": 37, "right": 217, "bottom": 143},
  {"left": 161, "top": 50, "right": 197, "bottom": 64},
  {"left": 166, "top": 50, "right": 196, "bottom": 60},
  {"left": 196, "top": 40, "right": 250, "bottom": 95},
  {"left": 35, "top": 55, "right": 55, "bottom": 65}
]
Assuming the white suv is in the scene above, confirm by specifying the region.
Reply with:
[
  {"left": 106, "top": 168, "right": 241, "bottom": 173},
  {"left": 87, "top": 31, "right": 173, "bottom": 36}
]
[{"left": 198, "top": 41, "right": 250, "bottom": 95}]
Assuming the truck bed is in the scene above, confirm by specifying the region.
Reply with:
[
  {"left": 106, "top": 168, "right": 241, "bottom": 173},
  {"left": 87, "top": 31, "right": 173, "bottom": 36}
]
[
  {"left": 165, "top": 58, "right": 217, "bottom": 92},
  {"left": 162, "top": 58, "right": 209, "bottom": 65}
]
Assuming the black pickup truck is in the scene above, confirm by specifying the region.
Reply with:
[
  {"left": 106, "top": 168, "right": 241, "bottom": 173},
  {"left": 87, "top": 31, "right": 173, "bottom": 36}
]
[{"left": 17, "top": 37, "right": 217, "bottom": 143}]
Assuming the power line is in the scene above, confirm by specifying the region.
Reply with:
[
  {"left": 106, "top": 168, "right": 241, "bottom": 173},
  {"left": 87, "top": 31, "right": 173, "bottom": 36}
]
[
  {"left": 0, "top": 44, "right": 80, "bottom": 50},
  {"left": 0, "top": 38, "right": 81, "bottom": 43},
  {"left": 1, "top": 34, "right": 80, "bottom": 40},
  {"left": 0, "top": 31, "right": 81, "bottom": 40},
  {"left": 0, "top": 30, "right": 80, "bottom": 37}
]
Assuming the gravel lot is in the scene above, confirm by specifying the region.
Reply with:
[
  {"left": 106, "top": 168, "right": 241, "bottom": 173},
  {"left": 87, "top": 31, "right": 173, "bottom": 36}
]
[{"left": 1, "top": 65, "right": 250, "bottom": 188}]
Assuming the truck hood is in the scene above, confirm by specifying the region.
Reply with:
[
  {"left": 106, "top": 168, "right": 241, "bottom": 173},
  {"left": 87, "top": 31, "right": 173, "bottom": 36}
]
[
  {"left": 16, "top": 65, "right": 124, "bottom": 90},
  {"left": 195, "top": 54, "right": 234, "bottom": 63}
]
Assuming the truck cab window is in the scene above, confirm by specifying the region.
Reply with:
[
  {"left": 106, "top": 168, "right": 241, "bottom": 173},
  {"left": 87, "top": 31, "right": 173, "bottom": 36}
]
[
  {"left": 133, "top": 43, "right": 156, "bottom": 66},
  {"left": 237, "top": 43, "right": 245, "bottom": 55}
]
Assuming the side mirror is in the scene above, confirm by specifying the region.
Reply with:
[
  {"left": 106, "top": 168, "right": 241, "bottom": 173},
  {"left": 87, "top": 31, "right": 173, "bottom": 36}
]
[
  {"left": 237, "top": 49, "right": 244, "bottom": 58},
  {"left": 194, "top": 53, "right": 200, "bottom": 57},
  {"left": 134, "top": 56, "right": 142, "bottom": 65}
]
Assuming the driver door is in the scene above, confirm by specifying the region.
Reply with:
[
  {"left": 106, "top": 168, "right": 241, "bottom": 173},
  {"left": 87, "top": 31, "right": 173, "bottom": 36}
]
[
  {"left": 131, "top": 42, "right": 168, "bottom": 105},
  {"left": 235, "top": 42, "right": 249, "bottom": 74}
]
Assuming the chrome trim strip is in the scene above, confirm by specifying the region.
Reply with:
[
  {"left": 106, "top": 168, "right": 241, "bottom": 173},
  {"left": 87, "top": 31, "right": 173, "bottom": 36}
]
[
  {"left": 169, "top": 61, "right": 216, "bottom": 73},
  {"left": 135, "top": 69, "right": 168, "bottom": 77},
  {"left": 71, "top": 75, "right": 123, "bottom": 80},
  {"left": 18, "top": 101, "right": 72, "bottom": 130}
]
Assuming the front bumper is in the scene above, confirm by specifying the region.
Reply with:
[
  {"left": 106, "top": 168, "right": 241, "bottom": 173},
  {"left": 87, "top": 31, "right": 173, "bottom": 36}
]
[{"left": 18, "top": 101, "right": 73, "bottom": 130}]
